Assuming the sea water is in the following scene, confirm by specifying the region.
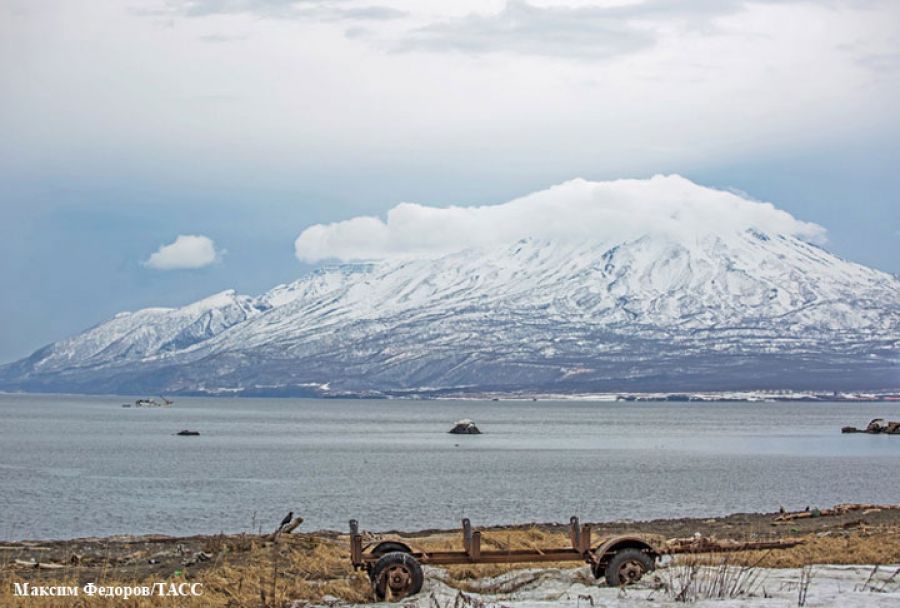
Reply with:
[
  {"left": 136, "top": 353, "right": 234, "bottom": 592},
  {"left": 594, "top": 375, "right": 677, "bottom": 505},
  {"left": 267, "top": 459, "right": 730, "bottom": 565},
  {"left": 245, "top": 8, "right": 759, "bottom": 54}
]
[{"left": 1, "top": 394, "right": 898, "bottom": 540}]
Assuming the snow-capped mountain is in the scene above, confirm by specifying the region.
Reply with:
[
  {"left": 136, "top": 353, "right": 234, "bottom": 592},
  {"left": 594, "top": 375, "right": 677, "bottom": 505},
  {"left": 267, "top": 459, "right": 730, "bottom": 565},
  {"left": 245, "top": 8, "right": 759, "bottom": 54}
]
[
  {"left": 2, "top": 234, "right": 897, "bottom": 396},
  {"left": 2, "top": 177, "right": 898, "bottom": 396},
  {"left": 32, "top": 290, "right": 269, "bottom": 368}
]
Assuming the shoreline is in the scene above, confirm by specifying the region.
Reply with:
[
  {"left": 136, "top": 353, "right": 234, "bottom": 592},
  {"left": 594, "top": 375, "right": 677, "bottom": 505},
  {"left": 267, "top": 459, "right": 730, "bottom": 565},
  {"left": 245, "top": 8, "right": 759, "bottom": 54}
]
[
  {"left": 4, "top": 504, "right": 899, "bottom": 606},
  {"left": 4, "top": 503, "right": 899, "bottom": 561},
  {"left": 4, "top": 503, "right": 900, "bottom": 546},
  {"left": 3, "top": 389, "right": 900, "bottom": 402}
]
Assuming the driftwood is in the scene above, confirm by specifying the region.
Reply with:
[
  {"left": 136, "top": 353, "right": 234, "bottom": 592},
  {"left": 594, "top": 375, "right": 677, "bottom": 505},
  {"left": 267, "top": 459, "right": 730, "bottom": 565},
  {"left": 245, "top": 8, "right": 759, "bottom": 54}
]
[
  {"left": 663, "top": 537, "right": 803, "bottom": 554},
  {"left": 14, "top": 559, "right": 65, "bottom": 570},
  {"left": 268, "top": 517, "right": 304, "bottom": 542},
  {"left": 775, "top": 503, "right": 900, "bottom": 522}
]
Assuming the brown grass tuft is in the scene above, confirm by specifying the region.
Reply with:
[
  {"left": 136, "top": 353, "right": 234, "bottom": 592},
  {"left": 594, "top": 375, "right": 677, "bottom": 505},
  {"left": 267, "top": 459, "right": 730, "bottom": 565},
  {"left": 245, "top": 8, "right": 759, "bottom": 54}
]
[{"left": 678, "top": 526, "right": 900, "bottom": 569}]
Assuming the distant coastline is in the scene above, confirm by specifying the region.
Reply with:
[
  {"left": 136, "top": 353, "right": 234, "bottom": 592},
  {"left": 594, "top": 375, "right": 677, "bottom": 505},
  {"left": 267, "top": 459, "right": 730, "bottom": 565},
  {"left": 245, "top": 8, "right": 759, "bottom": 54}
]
[{"left": 2, "top": 388, "right": 899, "bottom": 402}]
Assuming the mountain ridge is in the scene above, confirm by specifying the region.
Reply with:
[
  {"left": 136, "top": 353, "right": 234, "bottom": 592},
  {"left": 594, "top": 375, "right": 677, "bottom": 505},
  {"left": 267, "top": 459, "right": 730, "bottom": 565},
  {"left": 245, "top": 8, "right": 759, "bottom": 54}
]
[{"left": 2, "top": 229, "right": 898, "bottom": 397}]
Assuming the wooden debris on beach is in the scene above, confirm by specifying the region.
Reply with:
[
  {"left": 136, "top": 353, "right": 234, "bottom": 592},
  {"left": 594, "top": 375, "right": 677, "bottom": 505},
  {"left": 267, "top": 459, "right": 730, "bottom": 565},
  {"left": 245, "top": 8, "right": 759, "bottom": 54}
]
[
  {"left": 0, "top": 543, "right": 51, "bottom": 551},
  {"left": 13, "top": 559, "right": 65, "bottom": 570},
  {"left": 269, "top": 517, "right": 304, "bottom": 542},
  {"left": 775, "top": 503, "right": 900, "bottom": 522},
  {"left": 663, "top": 536, "right": 803, "bottom": 554}
]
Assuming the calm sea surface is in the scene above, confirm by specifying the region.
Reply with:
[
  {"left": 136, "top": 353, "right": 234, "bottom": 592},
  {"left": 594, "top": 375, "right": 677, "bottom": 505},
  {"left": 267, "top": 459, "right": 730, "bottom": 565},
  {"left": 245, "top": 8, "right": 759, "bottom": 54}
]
[{"left": 1, "top": 394, "right": 898, "bottom": 540}]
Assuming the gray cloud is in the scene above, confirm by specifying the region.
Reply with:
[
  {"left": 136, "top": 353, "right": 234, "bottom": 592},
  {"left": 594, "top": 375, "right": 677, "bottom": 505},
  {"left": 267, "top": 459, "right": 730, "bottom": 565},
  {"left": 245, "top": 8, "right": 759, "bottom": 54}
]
[
  {"left": 151, "top": 0, "right": 404, "bottom": 21},
  {"left": 395, "top": 1, "right": 656, "bottom": 60},
  {"left": 199, "top": 33, "right": 247, "bottom": 43},
  {"left": 855, "top": 52, "right": 900, "bottom": 74},
  {"left": 337, "top": 5, "right": 403, "bottom": 20},
  {"left": 392, "top": 0, "right": 799, "bottom": 60}
]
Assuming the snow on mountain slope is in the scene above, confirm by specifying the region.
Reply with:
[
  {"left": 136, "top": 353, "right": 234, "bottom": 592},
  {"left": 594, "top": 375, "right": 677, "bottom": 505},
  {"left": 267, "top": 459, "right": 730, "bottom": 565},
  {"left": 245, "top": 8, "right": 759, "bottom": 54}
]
[
  {"left": 217, "top": 230, "right": 895, "bottom": 356},
  {"left": 22, "top": 290, "right": 269, "bottom": 374},
  {"left": 1, "top": 176, "right": 897, "bottom": 395}
]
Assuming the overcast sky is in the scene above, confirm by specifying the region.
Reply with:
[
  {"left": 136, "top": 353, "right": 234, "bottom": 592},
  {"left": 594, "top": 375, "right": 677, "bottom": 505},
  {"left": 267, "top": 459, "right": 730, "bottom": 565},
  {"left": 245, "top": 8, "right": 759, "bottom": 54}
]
[{"left": 1, "top": 0, "right": 899, "bottom": 362}]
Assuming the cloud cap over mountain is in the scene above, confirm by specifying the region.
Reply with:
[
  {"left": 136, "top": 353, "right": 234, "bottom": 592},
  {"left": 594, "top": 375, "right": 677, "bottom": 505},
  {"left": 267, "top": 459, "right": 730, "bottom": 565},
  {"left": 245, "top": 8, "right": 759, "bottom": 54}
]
[{"left": 294, "top": 175, "right": 827, "bottom": 263}]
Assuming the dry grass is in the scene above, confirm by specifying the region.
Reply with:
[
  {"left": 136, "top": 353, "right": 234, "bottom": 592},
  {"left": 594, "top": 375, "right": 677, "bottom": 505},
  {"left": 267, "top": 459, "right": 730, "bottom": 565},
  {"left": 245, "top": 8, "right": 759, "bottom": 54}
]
[
  {"left": 1, "top": 535, "right": 370, "bottom": 608},
  {"left": 854, "top": 565, "right": 900, "bottom": 593},
  {"left": 655, "top": 558, "right": 768, "bottom": 602},
  {"left": 676, "top": 526, "right": 900, "bottom": 569},
  {"left": 3, "top": 526, "right": 899, "bottom": 607}
]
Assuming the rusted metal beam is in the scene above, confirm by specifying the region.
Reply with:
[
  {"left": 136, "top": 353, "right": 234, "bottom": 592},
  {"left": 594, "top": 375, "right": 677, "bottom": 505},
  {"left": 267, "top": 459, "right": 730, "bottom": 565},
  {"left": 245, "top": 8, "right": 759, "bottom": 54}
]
[
  {"left": 569, "top": 516, "right": 581, "bottom": 550},
  {"left": 399, "top": 548, "right": 585, "bottom": 565},
  {"left": 461, "top": 518, "right": 482, "bottom": 559},
  {"left": 462, "top": 519, "right": 472, "bottom": 553},
  {"left": 580, "top": 524, "right": 592, "bottom": 554},
  {"left": 349, "top": 520, "right": 363, "bottom": 568}
]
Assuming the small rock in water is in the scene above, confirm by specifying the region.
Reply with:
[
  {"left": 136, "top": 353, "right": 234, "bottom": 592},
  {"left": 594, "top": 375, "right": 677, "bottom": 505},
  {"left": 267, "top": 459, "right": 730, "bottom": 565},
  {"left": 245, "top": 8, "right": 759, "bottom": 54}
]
[{"left": 449, "top": 419, "right": 481, "bottom": 434}]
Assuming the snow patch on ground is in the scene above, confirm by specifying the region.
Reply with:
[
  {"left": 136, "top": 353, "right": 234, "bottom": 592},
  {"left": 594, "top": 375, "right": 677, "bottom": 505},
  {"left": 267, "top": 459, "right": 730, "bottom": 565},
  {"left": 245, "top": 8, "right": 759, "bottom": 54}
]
[{"left": 339, "top": 564, "right": 900, "bottom": 608}]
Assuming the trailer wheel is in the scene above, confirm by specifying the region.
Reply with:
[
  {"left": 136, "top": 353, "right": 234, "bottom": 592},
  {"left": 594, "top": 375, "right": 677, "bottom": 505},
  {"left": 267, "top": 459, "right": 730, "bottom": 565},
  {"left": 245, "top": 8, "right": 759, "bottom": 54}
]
[
  {"left": 370, "top": 541, "right": 413, "bottom": 556},
  {"left": 603, "top": 549, "right": 654, "bottom": 587},
  {"left": 371, "top": 552, "right": 423, "bottom": 601}
]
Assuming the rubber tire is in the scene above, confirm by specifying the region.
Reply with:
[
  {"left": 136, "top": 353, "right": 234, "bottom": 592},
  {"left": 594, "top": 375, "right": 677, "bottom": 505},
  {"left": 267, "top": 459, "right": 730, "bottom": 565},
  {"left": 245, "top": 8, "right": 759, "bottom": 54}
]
[
  {"left": 603, "top": 548, "right": 655, "bottom": 587},
  {"left": 370, "top": 541, "right": 412, "bottom": 557},
  {"left": 371, "top": 551, "right": 424, "bottom": 601}
]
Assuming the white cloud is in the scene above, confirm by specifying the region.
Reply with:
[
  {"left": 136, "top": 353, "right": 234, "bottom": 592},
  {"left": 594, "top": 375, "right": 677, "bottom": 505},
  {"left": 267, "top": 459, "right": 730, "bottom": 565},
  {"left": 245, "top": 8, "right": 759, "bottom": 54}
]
[
  {"left": 294, "top": 175, "right": 826, "bottom": 262},
  {"left": 144, "top": 235, "right": 221, "bottom": 269}
]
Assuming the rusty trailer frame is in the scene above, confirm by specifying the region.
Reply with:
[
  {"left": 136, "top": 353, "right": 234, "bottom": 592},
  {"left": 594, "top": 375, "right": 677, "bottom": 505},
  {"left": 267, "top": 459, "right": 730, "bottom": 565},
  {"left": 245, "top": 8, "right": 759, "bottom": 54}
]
[{"left": 349, "top": 517, "right": 801, "bottom": 601}]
